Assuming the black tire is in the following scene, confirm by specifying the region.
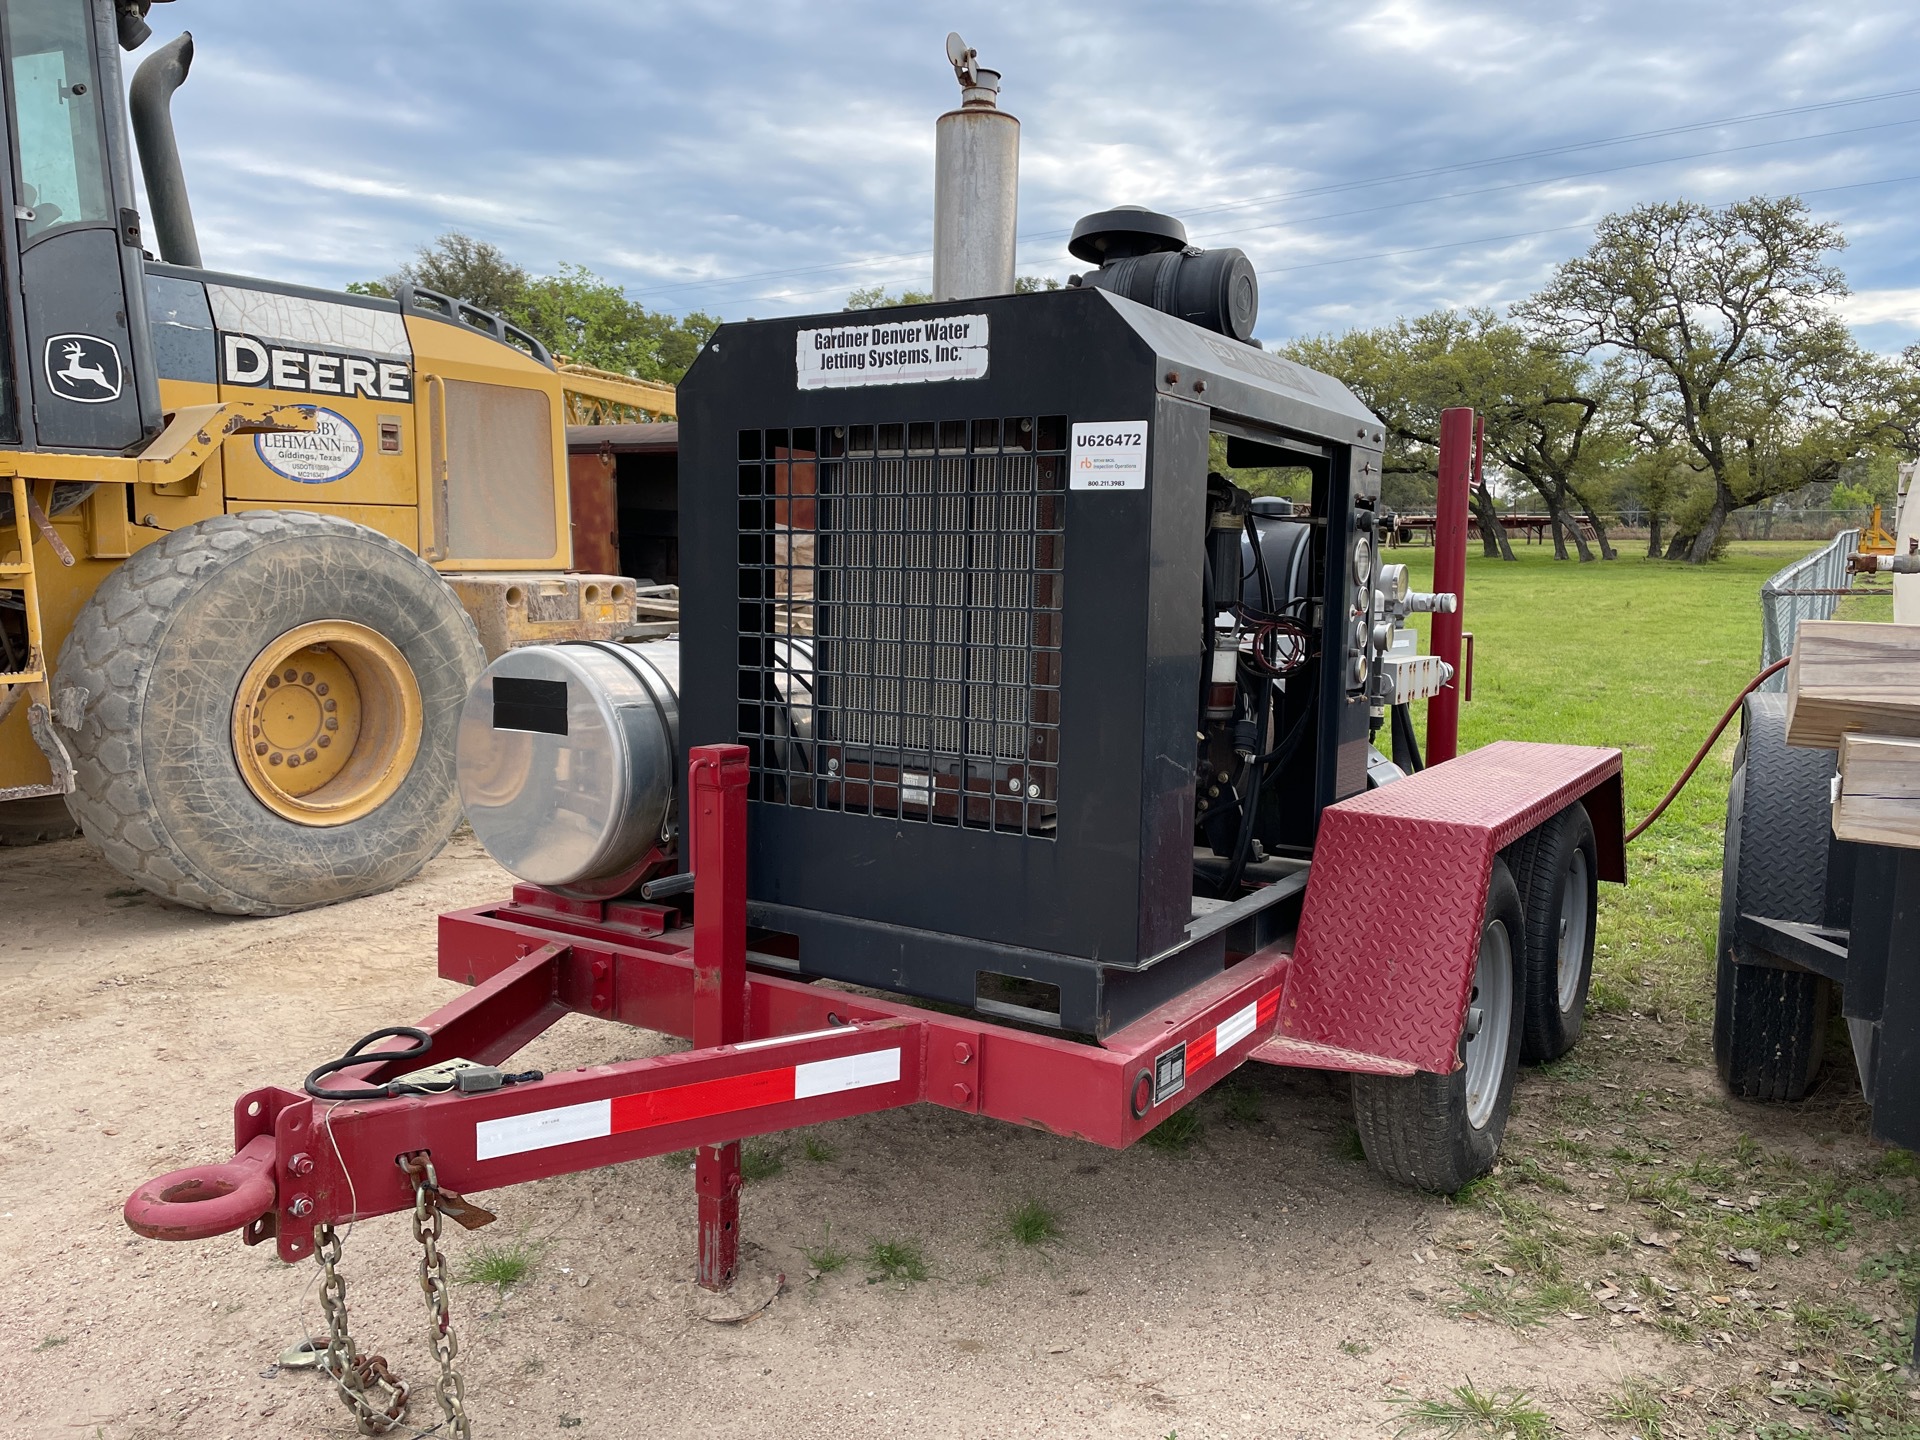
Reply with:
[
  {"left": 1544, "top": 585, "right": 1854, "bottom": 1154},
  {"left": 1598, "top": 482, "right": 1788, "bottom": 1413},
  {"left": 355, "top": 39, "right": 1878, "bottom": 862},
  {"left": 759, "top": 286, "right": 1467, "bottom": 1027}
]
[
  {"left": 1713, "top": 694, "right": 1833, "bottom": 1101},
  {"left": 1352, "top": 858, "right": 1526, "bottom": 1193},
  {"left": 0, "top": 795, "right": 80, "bottom": 845},
  {"left": 1507, "top": 802, "right": 1599, "bottom": 1064},
  {"left": 53, "top": 511, "right": 483, "bottom": 915}
]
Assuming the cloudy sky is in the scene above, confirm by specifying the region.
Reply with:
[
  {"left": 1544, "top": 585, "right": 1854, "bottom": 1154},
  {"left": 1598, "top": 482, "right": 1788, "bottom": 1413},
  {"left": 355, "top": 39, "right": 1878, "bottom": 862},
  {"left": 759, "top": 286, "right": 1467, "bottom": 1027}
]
[{"left": 142, "top": 0, "right": 1920, "bottom": 353}]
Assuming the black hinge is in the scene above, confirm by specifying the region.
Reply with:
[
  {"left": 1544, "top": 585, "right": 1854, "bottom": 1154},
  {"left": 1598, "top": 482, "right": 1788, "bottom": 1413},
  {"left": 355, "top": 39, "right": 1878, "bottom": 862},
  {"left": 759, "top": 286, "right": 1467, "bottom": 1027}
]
[{"left": 119, "top": 207, "right": 141, "bottom": 248}]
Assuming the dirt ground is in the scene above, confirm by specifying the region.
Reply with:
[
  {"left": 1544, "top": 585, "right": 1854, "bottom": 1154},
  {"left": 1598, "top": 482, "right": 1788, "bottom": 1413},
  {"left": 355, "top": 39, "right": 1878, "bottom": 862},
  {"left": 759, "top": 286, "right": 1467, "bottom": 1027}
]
[{"left": 1, "top": 833, "right": 1910, "bottom": 1440}]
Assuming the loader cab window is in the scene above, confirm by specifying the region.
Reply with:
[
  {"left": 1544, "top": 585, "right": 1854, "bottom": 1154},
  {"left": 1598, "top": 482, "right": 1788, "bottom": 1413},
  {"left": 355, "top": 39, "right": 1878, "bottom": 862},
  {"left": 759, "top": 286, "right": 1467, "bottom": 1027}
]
[{"left": 4, "top": 0, "right": 111, "bottom": 242}]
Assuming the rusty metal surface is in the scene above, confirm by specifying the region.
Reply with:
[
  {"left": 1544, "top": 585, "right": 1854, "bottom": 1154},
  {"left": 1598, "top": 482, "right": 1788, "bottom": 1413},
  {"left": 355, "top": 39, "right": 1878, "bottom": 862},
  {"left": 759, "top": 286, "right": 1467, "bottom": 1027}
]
[
  {"left": 567, "top": 449, "right": 620, "bottom": 575},
  {"left": 1281, "top": 741, "right": 1622, "bottom": 1073},
  {"left": 442, "top": 572, "right": 637, "bottom": 660}
]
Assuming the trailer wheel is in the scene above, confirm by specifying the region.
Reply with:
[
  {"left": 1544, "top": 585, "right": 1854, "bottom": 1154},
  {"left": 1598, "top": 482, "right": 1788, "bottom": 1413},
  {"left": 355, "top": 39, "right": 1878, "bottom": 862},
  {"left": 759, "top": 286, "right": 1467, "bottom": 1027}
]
[
  {"left": 53, "top": 511, "right": 483, "bottom": 915},
  {"left": 0, "top": 795, "right": 80, "bottom": 845},
  {"left": 1713, "top": 694, "right": 1833, "bottom": 1101},
  {"left": 1508, "top": 802, "right": 1598, "bottom": 1063},
  {"left": 1351, "top": 858, "right": 1526, "bottom": 1193}
]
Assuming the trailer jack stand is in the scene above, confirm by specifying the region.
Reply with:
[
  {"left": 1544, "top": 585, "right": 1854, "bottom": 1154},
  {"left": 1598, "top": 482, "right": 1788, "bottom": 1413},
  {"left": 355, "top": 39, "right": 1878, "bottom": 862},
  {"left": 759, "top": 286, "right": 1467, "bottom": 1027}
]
[{"left": 696, "top": 1141, "right": 742, "bottom": 1290}]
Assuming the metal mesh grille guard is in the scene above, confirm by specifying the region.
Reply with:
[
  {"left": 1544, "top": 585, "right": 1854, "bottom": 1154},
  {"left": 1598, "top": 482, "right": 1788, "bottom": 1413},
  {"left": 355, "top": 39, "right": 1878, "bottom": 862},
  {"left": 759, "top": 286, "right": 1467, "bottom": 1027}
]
[{"left": 735, "top": 416, "right": 1065, "bottom": 835}]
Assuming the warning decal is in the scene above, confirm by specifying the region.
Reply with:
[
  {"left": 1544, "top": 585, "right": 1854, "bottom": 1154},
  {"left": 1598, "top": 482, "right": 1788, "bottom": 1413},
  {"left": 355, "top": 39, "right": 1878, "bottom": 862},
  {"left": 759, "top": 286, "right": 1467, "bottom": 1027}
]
[
  {"left": 1070, "top": 421, "right": 1149, "bottom": 490},
  {"left": 795, "top": 314, "right": 989, "bottom": 390},
  {"left": 1151, "top": 1041, "right": 1187, "bottom": 1106}
]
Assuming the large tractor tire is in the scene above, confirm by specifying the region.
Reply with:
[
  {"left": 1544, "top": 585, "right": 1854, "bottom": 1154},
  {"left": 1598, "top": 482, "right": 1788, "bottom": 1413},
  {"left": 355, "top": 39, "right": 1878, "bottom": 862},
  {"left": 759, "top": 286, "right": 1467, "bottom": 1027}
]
[
  {"left": 0, "top": 795, "right": 80, "bottom": 845},
  {"left": 1352, "top": 858, "right": 1526, "bottom": 1194},
  {"left": 1713, "top": 693, "right": 1834, "bottom": 1101},
  {"left": 54, "top": 511, "right": 483, "bottom": 915},
  {"left": 1506, "top": 801, "right": 1599, "bottom": 1064}
]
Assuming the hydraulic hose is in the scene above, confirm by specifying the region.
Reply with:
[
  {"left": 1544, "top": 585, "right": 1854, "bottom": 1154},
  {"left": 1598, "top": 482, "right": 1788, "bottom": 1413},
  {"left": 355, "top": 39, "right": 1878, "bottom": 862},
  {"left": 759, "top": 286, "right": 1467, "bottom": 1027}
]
[{"left": 1624, "top": 656, "right": 1789, "bottom": 843}]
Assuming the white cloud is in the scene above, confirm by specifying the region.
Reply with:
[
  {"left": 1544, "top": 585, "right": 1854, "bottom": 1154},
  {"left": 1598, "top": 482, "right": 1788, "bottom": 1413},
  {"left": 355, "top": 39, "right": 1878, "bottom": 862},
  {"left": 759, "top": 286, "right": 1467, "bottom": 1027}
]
[
  {"left": 125, "top": 0, "right": 1920, "bottom": 344},
  {"left": 1836, "top": 288, "right": 1920, "bottom": 328}
]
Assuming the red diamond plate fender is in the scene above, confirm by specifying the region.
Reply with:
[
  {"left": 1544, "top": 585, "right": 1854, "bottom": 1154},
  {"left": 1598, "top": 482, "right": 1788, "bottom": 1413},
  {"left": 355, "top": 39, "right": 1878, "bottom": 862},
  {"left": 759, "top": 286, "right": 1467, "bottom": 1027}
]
[{"left": 1281, "top": 742, "right": 1624, "bottom": 1073}]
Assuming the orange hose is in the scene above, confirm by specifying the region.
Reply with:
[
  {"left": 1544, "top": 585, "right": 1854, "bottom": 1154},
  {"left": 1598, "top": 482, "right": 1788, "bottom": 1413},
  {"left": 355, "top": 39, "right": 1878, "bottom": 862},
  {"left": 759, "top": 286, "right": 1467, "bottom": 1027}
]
[{"left": 1624, "top": 656, "right": 1791, "bottom": 843}]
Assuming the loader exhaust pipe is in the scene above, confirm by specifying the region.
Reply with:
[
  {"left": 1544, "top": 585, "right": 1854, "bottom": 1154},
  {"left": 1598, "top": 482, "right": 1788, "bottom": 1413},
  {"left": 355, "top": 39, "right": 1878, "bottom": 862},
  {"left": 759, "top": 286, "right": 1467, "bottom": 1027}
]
[
  {"left": 129, "top": 32, "right": 202, "bottom": 268},
  {"left": 932, "top": 32, "right": 1018, "bottom": 301}
]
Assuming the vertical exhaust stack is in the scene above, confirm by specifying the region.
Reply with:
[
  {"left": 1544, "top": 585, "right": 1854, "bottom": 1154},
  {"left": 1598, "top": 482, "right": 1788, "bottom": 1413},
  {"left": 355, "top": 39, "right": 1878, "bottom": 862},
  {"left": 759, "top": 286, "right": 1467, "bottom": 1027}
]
[
  {"left": 130, "top": 33, "right": 202, "bottom": 268},
  {"left": 932, "top": 33, "right": 1017, "bottom": 301}
]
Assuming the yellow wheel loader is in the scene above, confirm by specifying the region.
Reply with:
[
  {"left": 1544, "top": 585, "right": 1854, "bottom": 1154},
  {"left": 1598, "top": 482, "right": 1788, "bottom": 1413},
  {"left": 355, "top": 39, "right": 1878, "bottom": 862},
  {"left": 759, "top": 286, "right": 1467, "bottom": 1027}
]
[{"left": 0, "top": 0, "right": 674, "bottom": 911}]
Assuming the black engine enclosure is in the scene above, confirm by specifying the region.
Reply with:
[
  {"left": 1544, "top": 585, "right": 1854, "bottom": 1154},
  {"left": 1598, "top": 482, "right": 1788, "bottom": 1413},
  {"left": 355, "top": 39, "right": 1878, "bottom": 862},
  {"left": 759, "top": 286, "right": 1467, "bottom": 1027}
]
[{"left": 677, "top": 286, "right": 1383, "bottom": 1034}]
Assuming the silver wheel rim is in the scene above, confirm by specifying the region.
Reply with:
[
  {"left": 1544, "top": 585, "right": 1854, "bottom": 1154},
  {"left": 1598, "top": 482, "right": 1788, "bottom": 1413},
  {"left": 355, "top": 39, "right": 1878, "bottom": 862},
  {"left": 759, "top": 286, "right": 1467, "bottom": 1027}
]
[
  {"left": 1557, "top": 849, "right": 1590, "bottom": 1013},
  {"left": 1462, "top": 918, "right": 1514, "bottom": 1130}
]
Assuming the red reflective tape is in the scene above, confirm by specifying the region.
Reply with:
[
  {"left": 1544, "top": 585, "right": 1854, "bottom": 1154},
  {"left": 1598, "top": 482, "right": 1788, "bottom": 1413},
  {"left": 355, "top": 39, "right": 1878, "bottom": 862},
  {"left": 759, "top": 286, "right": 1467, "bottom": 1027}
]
[
  {"left": 1187, "top": 1030, "right": 1217, "bottom": 1072},
  {"left": 1187, "top": 988, "right": 1281, "bottom": 1079},
  {"left": 609, "top": 1065, "right": 795, "bottom": 1132},
  {"left": 473, "top": 1047, "right": 906, "bottom": 1162}
]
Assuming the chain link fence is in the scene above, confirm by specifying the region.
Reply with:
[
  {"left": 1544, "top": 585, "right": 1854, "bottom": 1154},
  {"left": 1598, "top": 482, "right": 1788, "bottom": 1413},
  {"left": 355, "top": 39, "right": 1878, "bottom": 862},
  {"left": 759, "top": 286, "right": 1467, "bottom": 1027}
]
[{"left": 1758, "top": 528, "right": 1860, "bottom": 691}]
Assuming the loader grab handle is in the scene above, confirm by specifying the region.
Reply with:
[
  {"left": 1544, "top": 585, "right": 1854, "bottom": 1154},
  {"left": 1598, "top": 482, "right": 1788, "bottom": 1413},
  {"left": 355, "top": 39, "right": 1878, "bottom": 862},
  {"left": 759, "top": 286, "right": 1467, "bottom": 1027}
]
[{"left": 124, "top": 1133, "right": 277, "bottom": 1241}]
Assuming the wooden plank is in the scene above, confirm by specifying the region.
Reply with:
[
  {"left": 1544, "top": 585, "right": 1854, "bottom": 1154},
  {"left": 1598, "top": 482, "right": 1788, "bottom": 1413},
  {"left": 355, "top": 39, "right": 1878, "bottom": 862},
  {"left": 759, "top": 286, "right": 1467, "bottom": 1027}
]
[
  {"left": 1784, "top": 620, "right": 1920, "bottom": 749},
  {"left": 1833, "top": 732, "right": 1920, "bottom": 849}
]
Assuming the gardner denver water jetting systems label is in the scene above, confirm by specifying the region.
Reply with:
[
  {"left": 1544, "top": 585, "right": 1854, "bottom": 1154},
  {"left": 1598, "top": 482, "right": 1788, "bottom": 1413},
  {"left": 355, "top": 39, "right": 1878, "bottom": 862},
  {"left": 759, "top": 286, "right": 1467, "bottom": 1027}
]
[{"left": 794, "top": 314, "right": 990, "bottom": 389}]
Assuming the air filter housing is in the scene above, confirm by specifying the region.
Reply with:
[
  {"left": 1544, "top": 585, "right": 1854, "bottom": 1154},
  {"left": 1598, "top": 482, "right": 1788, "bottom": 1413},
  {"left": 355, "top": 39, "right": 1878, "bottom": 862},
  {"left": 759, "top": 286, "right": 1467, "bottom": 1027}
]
[{"left": 1069, "top": 206, "right": 1258, "bottom": 342}]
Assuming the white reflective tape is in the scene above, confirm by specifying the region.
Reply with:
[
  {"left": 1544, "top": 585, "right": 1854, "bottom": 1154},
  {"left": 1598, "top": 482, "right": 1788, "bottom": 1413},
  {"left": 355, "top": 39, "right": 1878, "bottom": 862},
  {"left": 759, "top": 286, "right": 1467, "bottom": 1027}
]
[
  {"left": 734, "top": 1026, "right": 850, "bottom": 1052},
  {"left": 475, "top": 1098, "right": 610, "bottom": 1161},
  {"left": 793, "top": 1047, "right": 901, "bottom": 1100},
  {"left": 1215, "top": 1000, "right": 1259, "bottom": 1052}
]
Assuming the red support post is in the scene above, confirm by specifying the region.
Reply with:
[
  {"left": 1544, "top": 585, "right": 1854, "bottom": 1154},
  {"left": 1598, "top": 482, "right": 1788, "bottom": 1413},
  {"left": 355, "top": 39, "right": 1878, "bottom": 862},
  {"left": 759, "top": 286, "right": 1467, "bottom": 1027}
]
[
  {"left": 690, "top": 744, "right": 749, "bottom": 1291},
  {"left": 1426, "top": 407, "right": 1474, "bottom": 764}
]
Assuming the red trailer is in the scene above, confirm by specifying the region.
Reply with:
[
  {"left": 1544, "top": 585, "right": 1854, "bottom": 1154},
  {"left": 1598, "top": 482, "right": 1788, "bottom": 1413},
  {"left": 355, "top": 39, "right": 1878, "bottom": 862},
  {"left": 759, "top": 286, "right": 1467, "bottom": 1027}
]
[
  {"left": 124, "top": 406, "right": 1621, "bottom": 1435},
  {"left": 120, "top": 53, "right": 1623, "bottom": 1432}
]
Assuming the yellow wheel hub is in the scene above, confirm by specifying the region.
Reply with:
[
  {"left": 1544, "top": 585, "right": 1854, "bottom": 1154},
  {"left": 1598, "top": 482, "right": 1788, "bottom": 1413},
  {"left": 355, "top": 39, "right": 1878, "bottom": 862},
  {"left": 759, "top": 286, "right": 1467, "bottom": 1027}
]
[{"left": 232, "top": 621, "right": 422, "bottom": 826}]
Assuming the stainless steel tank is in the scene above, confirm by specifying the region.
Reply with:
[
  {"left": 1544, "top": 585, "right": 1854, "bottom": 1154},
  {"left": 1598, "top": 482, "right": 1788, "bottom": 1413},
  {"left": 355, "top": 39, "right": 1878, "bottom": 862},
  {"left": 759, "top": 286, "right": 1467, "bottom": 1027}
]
[{"left": 457, "top": 640, "right": 678, "bottom": 895}]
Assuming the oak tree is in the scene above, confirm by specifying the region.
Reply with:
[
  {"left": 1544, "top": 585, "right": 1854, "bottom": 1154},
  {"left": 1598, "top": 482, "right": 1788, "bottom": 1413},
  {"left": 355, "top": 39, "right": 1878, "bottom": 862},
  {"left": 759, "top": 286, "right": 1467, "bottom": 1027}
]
[{"left": 1517, "top": 196, "right": 1872, "bottom": 562}]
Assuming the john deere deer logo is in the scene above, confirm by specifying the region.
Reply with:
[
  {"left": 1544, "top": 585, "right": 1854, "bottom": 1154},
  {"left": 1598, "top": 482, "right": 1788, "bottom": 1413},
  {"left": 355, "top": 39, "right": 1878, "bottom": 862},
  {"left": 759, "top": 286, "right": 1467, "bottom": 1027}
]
[{"left": 44, "top": 333, "right": 123, "bottom": 404}]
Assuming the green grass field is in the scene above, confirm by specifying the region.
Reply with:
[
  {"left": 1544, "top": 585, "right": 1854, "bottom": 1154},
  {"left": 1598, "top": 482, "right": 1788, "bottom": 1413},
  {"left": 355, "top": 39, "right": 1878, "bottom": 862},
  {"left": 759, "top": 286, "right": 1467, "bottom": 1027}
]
[
  {"left": 1369, "top": 541, "right": 1919, "bottom": 1438},
  {"left": 1393, "top": 539, "right": 1826, "bottom": 1036}
]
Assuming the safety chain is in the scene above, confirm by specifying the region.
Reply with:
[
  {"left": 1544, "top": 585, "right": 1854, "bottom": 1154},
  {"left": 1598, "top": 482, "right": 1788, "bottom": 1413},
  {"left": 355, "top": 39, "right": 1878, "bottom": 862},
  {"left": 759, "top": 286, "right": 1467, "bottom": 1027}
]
[
  {"left": 314, "top": 1222, "right": 410, "bottom": 1435},
  {"left": 404, "top": 1153, "right": 473, "bottom": 1440}
]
